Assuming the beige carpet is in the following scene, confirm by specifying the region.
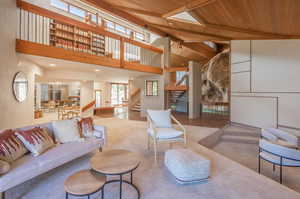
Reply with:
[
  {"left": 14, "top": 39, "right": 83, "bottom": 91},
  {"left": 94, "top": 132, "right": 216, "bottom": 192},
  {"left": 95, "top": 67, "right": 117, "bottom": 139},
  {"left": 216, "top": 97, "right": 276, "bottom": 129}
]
[
  {"left": 6, "top": 118, "right": 300, "bottom": 199},
  {"left": 6, "top": 118, "right": 218, "bottom": 199}
]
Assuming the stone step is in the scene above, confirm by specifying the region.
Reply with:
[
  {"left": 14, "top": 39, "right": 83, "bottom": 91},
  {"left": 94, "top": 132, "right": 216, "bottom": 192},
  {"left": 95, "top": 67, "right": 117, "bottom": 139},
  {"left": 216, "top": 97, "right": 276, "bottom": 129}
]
[
  {"left": 221, "top": 135, "right": 259, "bottom": 144},
  {"left": 131, "top": 107, "right": 141, "bottom": 112},
  {"left": 222, "top": 131, "right": 260, "bottom": 138}
]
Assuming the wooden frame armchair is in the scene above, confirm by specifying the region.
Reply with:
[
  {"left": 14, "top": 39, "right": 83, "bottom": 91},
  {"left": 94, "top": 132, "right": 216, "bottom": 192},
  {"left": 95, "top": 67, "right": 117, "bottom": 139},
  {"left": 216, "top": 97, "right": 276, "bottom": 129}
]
[{"left": 147, "top": 111, "right": 186, "bottom": 163}]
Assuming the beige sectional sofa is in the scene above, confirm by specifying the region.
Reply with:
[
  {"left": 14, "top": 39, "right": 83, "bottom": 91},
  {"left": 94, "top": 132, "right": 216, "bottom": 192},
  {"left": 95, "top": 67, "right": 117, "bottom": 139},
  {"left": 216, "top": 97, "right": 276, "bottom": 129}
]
[{"left": 0, "top": 122, "right": 106, "bottom": 199}]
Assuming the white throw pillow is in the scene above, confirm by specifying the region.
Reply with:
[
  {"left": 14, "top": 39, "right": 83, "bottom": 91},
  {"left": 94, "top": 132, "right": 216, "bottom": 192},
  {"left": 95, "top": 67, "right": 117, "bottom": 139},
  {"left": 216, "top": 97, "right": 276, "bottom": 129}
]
[
  {"left": 147, "top": 109, "right": 172, "bottom": 128},
  {"left": 52, "top": 119, "right": 82, "bottom": 143}
]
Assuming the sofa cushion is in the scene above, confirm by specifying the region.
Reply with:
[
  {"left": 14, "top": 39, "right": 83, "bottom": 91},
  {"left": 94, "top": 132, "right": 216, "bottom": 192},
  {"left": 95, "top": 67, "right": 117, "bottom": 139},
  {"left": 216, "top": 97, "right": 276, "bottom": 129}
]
[
  {"left": 52, "top": 119, "right": 82, "bottom": 143},
  {"left": 0, "top": 129, "right": 28, "bottom": 163},
  {"left": 0, "top": 137, "right": 103, "bottom": 192},
  {"left": 147, "top": 128, "right": 183, "bottom": 139},
  {"left": 0, "top": 160, "right": 10, "bottom": 175},
  {"left": 15, "top": 127, "right": 55, "bottom": 156},
  {"left": 79, "top": 117, "right": 94, "bottom": 137},
  {"left": 147, "top": 109, "right": 172, "bottom": 128}
]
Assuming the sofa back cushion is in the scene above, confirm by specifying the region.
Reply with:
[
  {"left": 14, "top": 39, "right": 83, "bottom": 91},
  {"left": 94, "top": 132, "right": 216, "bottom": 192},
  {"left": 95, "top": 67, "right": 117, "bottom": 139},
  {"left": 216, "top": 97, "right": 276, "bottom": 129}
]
[
  {"left": 52, "top": 119, "right": 82, "bottom": 143},
  {"left": 15, "top": 127, "right": 55, "bottom": 157},
  {"left": 0, "top": 129, "right": 28, "bottom": 163},
  {"left": 17, "top": 123, "right": 55, "bottom": 142},
  {"left": 79, "top": 117, "right": 94, "bottom": 137}
]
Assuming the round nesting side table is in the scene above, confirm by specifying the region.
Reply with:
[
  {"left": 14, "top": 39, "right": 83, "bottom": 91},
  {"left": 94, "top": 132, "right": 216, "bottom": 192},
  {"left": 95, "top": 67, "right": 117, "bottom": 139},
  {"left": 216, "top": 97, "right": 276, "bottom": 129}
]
[
  {"left": 90, "top": 149, "right": 141, "bottom": 199},
  {"left": 64, "top": 169, "right": 106, "bottom": 199}
]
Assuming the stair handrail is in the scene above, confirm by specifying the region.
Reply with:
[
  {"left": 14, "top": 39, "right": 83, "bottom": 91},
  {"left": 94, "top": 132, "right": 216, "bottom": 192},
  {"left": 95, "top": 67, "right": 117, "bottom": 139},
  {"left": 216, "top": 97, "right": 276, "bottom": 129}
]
[
  {"left": 81, "top": 100, "right": 96, "bottom": 113},
  {"left": 175, "top": 74, "right": 188, "bottom": 86},
  {"left": 130, "top": 88, "right": 141, "bottom": 99}
]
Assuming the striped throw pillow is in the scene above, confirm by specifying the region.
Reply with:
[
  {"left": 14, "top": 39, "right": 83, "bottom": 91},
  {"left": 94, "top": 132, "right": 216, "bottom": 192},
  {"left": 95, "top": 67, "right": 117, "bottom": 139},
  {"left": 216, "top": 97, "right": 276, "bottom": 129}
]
[
  {"left": 0, "top": 129, "right": 28, "bottom": 163},
  {"left": 16, "top": 127, "right": 55, "bottom": 157}
]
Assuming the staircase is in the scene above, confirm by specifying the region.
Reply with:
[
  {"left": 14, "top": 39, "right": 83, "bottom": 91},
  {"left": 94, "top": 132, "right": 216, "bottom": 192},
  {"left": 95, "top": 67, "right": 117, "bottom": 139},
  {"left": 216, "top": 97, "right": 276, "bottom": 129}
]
[
  {"left": 220, "top": 125, "right": 260, "bottom": 144},
  {"left": 165, "top": 69, "right": 188, "bottom": 112},
  {"left": 129, "top": 88, "right": 141, "bottom": 112},
  {"left": 131, "top": 101, "right": 141, "bottom": 112}
]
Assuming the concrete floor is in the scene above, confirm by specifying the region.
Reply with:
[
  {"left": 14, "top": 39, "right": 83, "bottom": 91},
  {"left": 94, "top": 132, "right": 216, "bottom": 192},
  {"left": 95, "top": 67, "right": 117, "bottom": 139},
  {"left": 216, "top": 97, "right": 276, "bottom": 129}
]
[{"left": 212, "top": 125, "right": 300, "bottom": 193}]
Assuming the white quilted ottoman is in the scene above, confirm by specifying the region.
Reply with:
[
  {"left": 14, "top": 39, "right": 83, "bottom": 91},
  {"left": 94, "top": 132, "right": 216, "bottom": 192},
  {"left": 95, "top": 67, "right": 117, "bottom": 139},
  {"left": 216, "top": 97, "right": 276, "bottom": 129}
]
[{"left": 165, "top": 149, "right": 210, "bottom": 184}]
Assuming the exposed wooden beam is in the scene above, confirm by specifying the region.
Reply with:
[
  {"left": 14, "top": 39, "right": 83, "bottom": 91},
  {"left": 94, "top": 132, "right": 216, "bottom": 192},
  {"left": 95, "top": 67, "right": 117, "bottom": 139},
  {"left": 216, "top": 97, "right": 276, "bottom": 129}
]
[
  {"left": 165, "top": 67, "right": 189, "bottom": 72},
  {"left": 162, "top": 0, "right": 216, "bottom": 18},
  {"left": 113, "top": 6, "right": 162, "bottom": 18},
  {"left": 82, "top": 0, "right": 182, "bottom": 42},
  {"left": 150, "top": 23, "right": 231, "bottom": 41},
  {"left": 182, "top": 42, "right": 216, "bottom": 58}
]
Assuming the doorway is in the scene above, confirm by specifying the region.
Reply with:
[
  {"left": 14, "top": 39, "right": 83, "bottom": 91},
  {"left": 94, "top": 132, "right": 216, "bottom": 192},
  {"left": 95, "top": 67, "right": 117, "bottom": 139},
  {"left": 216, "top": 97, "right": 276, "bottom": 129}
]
[{"left": 111, "top": 83, "right": 128, "bottom": 106}]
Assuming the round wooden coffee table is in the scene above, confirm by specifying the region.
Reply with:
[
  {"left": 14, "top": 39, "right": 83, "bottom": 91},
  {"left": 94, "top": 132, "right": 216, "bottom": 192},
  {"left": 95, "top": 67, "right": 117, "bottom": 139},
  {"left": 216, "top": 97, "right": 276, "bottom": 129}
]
[
  {"left": 64, "top": 169, "right": 106, "bottom": 199},
  {"left": 90, "top": 149, "right": 141, "bottom": 199}
]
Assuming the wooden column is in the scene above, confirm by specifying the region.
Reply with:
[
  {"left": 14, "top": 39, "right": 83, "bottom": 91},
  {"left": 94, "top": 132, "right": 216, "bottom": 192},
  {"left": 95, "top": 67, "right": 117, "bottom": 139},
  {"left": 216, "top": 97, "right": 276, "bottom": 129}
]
[
  {"left": 188, "top": 61, "right": 202, "bottom": 119},
  {"left": 120, "top": 37, "right": 125, "bottom": 67}
]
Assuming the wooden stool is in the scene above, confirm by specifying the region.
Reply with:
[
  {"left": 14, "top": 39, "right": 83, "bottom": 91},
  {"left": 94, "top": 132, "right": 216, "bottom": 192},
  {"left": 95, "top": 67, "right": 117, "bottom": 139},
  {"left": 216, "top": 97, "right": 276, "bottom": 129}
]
[{"left": 64, "top": 170, "right": 106, "bottom": 199}]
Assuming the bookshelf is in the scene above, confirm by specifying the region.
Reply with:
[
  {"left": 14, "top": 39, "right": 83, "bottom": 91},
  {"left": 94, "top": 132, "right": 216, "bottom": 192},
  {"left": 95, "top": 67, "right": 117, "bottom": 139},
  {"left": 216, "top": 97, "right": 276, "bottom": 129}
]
[{"left": 49, "top": 20, "right": 105, "bottom": 55}]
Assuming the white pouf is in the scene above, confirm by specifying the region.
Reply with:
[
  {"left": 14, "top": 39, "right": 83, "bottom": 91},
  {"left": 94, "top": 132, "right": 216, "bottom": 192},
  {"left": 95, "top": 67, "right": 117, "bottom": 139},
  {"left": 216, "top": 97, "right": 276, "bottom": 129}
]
[{"left": 165, "top": 149, "right": 210, "bottom": 184}]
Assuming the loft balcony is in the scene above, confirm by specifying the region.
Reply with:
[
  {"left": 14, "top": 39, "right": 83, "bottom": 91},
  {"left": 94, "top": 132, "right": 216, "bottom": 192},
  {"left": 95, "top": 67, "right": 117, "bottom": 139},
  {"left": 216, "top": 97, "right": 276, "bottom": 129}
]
[{"left": 15, "top": 0, "right": 163, "bottom": 75}]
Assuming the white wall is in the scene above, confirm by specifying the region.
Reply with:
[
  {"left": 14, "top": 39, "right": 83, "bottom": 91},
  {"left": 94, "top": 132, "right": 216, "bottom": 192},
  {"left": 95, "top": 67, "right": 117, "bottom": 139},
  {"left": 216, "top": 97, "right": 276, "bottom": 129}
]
[
  {"left": 231, "top": 40, "right": 300, "bottom": 136},
  {"left": 80, "top": 81, "right": 94, "bottom": 117},
  {"left": 132, "top": 75, "right": 165, "bottom": 117},
  {"left": 0, "top": 0, "right": 44, "bottom": 129}
]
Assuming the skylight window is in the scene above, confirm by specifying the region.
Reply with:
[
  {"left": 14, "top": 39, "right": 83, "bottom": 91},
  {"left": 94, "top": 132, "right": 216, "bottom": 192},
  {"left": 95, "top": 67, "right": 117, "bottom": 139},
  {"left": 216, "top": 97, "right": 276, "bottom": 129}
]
[{"left": 168, "top": 11, "right": 200, "bottom": 24}]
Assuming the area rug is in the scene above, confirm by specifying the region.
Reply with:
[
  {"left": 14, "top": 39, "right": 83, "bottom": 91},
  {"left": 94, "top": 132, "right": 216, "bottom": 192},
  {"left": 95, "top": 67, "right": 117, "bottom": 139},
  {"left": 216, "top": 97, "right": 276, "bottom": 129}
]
[{"left": 6, "top": 118, "right": 218, "bottom": 199}]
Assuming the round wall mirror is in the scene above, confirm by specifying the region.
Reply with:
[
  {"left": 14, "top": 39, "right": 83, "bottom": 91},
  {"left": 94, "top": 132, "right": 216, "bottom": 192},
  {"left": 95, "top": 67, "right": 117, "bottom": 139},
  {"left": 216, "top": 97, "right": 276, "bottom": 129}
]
[{"left": 13, "top": 71, "right": 28, "bottom": 102}]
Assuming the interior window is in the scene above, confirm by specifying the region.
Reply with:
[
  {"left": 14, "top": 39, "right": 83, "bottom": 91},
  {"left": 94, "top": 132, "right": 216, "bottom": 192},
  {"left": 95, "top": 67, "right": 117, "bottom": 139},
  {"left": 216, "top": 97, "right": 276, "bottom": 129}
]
[
  {"left": 115, "top": 24, "right": 126, "bottom": 34},
  {"left": 51, "top": 0, "right": 68, "bottom": 11},
  {"left": 69, "top": 5, "right": 86, "bottom": 18},
  {"left": 126, "top": 29, "right": 132, "bottom": 36},
  {"left": 135, "top": 32, "right": 145, "bottom": 41},
  {"left": 91, "top": 13, "right": 97, "bottom": 23},
  {"left": 145, "top": 80, "right": 158, "bottom": 96},
  {"left": 106, "top": 20, "right": 115, "bottom": 29}
]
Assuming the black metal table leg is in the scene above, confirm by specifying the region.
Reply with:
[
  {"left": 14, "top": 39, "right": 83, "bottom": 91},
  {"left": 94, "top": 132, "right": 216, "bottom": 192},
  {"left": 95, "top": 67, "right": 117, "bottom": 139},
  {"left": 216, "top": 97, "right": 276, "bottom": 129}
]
[
  {"left": 102, "top": 187, "right": 104, "bottom": 199},
  {"left": 120, "top": 174, "right": 123, "bottom": 199},
  {"left": 66, "top": 193, "right": 68, "bottom": 199},
  {"left": 130, "top": 171, "right": 133, "bottom": 184}
]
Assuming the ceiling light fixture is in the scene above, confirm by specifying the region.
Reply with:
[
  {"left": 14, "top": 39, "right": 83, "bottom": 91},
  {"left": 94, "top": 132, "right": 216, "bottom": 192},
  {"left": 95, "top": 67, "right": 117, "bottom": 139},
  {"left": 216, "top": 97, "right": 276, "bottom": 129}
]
[
  {"left": 95, "top": 69, "right": 100, "bottom": 72},
  {"left": 49, "top": 63, "right": 56, "bottom": 67}
]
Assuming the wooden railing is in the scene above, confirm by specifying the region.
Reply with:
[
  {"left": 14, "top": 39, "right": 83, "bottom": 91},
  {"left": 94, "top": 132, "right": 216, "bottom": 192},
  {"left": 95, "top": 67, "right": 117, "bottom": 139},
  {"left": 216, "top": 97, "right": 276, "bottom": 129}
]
[
  {"left": 16, "top": 0, "right": 163, "bottom": 74},
  {"left": 129, "top": 88, "right": 141, "bottom": 109},
  {"left": 130, "top": 88, "right": 141, "bottom": 99},
  {"left": 81, "top": 100, "right": 96, "bottom": 112}
]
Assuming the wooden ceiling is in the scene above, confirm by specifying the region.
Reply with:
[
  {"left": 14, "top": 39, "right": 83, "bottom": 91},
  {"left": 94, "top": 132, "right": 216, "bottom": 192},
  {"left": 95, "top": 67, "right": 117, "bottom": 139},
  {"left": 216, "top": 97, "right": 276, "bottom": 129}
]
[
  {"left": 84, "top": 0, "right": 300, "bottom": 41},
  {"left": 83, "top": 0, "right": 300, "bottom": 63}
]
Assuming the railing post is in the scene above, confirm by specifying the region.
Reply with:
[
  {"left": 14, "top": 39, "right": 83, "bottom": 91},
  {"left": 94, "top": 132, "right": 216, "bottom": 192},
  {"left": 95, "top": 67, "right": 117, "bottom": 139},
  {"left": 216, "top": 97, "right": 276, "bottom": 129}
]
[{"left": 120, "top": 37, "right": 125, "bottom": 68}]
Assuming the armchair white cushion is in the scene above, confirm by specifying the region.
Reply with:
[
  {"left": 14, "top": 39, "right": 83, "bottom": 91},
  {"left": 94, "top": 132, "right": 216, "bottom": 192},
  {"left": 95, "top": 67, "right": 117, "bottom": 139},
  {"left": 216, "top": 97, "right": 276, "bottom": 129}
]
[
  {"left": 147, "top": 128, "right": 183, "bottom": 139},
  {"left": 262, "top": 128, "right": 298, "bottom": 148}
]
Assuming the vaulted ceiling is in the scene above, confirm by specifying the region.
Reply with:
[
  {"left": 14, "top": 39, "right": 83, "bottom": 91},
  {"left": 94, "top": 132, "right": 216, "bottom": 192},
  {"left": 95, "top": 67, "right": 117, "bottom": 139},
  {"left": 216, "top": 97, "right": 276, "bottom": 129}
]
[
  {"left": 84, "top": 0, "right": 300, "bottom": 41},
  {"left": 83, "top": 0, "right": 300, "bottom": 64}
]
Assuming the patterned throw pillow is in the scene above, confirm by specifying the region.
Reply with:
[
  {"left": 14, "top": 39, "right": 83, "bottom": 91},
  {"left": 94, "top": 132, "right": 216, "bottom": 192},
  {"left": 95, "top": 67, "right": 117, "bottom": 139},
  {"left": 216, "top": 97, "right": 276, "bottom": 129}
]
[
  {"left": 79, "top": 117, "right": 94, "bottom": 137},
  {"left": 0, "top": 160, "right": 10, "bottom": 175},
  {"left": 15, "top": 127, "right": 55, "bottom": 157},
  {"left": 0, "top": 129, "right": 28, "bottom": 163}
]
